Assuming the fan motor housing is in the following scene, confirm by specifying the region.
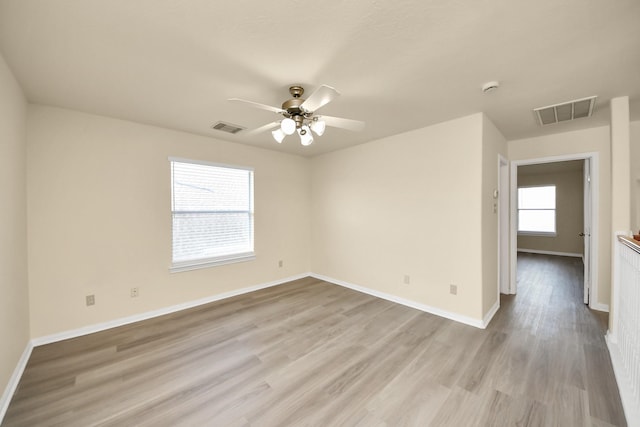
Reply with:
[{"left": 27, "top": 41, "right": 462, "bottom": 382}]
[{"left": 282, "top": 97, "right": 304, "bottom": 114}]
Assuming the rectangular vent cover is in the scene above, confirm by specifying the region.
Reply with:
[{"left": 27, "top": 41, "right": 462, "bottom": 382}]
[
  {"left": 533, "top": 96, "right": 597, "bottom": 126},
  {"left": 211, "top": 121, "right": 245, "bottom": 134}
]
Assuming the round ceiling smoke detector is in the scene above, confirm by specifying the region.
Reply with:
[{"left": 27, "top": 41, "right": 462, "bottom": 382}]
[{"left": 482, "top": 81, "right": 500, "bottom": 93}]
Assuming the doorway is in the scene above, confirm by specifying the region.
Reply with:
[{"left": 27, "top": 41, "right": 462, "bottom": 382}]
[{"left": 509, "top": 153, "right": 599, "bottom": 308}]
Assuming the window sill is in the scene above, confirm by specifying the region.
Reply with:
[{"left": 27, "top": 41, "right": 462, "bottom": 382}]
[
  {"left": 518, "top": 231, "right": 557, "bottom": 237},
  {"left": 170, "top": 252, "right": 256, "bottom": 273}
]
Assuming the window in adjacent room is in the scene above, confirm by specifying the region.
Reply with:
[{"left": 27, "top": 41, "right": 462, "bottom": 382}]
[
  {"left": 170, "top": 158, "right": 254, "bottom": 272},
  {"left": 517, "top": 185, "right": 556, "bottom": 235}
]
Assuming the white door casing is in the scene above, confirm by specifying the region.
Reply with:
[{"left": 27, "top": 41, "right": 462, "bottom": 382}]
[
  {"left": 583, "top": 158, "right": 592, "bottom": 304},
  {"left": 499, "top": 155, "right": 510, "bottom": 294}
]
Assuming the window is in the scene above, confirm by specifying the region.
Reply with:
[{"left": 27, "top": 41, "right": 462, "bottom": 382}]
[
  {"left": 518, "top": 185, "right": 556, "bottom": 235},
  {"left": 170, "top": 158, "right": 254, "bottom": 272}
]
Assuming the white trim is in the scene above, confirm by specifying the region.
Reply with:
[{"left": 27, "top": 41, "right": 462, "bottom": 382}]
[
  {"left": 483, "top": 300, "right": 500, "bottom": 326},
  {"left": 4, "top": 271, "right": 503, "bottom": 424},
  {"left": 517, "top": 231, "right": 558, "bottom": 237},
  {"left": 510, "top": 152, "right": 600, "bottom": 305},
  {"left": 32, "top": 273, "right": 309, "bottom": 346},
  {"left": 30, "top": 272, "right": 500, "bottom": 346},
  {"left": 606, "top": 332, "right": 637, "bottom": 427},
  {"left": 517, "top": 248, "right": 583, "bottom": 258},
  {"left": 590, "top": 302, "right": 609, "bottom": 312},
  {"left": 510, "top": 161, "right": 518, "bottom": 294},
  {"left": 310, "top": 273, "right": 490, "bottom": 329},
  {"left": 498, "top": 154, "right": 510, "bottom": 294},
  {"left": 168, "top": 156, "right": 254, "bottom": 172},
  {"left": 0, "top": 342, "right": 33, "bottom": 424},
  {"left": 4, "top": 274, "right": 308, "bottom": 422},
  {"left": 170, "top": 253, "right": 256, "bottom": 273}
]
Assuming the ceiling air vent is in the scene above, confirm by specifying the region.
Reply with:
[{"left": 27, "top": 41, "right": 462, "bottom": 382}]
[
  {"left": 533, "top": 96, "right": 597, "bottom": 126},
  {"left": 211, "top": 121, "right": 245, "bottom": 134}
]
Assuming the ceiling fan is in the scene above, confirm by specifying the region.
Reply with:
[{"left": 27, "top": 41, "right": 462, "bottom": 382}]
[{"left": 229, "top": 84, "right": 365, "bottom": 146}]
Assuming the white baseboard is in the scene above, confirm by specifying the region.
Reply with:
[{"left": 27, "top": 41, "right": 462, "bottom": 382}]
[
  {"left": 3, "top": 273, "right": 309, "bottom": 423},
  {"left": 32, "top": 273, "right": 310, "bottom": 347},
  {"left": 483, "top": 300, "right": 500, "bottom": 327},
  {"left": 517, "top": 248, "right": 583, "bottom": 258},
  {"left": 0, "top": 341, "right": 33, "bottom": 424},
  {"left": 590, "top": 302, "right": 610, "bottom": 312},
  {"left": 3, "top": 272, "right": 498, "bottom": 423},
  {"left": 310, "top": 273, "right": 487, "bottom": 329},
  {"left": 606, "top": 331, "right": 638, "bottom": 427},
  {"left": 30, "top": 272, "right": 497, "bottom": 345}
]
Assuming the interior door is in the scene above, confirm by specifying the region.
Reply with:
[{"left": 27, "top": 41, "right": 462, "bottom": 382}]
[{"left": 583, "top": 159, "right": 592, "bottom": 305}]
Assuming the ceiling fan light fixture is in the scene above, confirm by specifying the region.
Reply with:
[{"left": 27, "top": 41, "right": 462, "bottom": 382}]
[
  {"left": 230, "top": 84, "right": 365, "bottom": 148},
  {"left": 311, "top": 119, "right": 326, "bottom": 136},
  {"left": 272, "top": 128, "right": 286, "bottom": 143},
  {"left": 299, "top": 126, "right": 313, "bottom": 146},
  {"left": 281, "top": 118, "right": 296, "bottom": 135}
]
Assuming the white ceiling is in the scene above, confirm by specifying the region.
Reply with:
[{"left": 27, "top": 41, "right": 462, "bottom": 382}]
[{"left": 1, "top": 0, "right": 639, "bottom": 157}]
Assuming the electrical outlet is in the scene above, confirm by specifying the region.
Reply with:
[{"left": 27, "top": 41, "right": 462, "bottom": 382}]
[
  {"left": 131, "top": 287, "right": 139, "bottom": 298},
  {"left": 403, "top": 275, "right": 410, "bottom": 285},
  {"left": 450, "top": 284, "right": 457, "bottom": 295},
  {"left": 278, "top": 260, "right": 283, "bottom": 268},
  {"left": 86, "top": 294, "right": 95, "bottom": 306}
]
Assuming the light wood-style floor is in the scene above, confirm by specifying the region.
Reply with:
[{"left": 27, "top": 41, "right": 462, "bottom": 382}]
[{"left": 2, "top": 253, "right": 627, "bottom": 426}]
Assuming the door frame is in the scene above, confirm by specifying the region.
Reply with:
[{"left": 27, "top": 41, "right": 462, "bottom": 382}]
[
  {"left": 583, "top": 158, "right": 592, "bottom": 304},
  {"left": 509, "top": 152, "right": 600, "bottom": 309},
  {"left": 498, "top": 155, "right": 510, "bottom": 295}
]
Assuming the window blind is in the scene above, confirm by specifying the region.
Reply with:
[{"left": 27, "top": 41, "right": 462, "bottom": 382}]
[{"left": 170, "top": 159, "right": 254, "bottom": 269}]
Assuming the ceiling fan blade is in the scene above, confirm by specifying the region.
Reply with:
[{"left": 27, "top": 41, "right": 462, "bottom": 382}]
[
  {"left": 244, "top": 121, "right": 280, "bottom": 136},
  {"left": 228, "top": 98, "right": 284, "bottom": 114},
  {"left": 318, "top": 115, "right": 365, "bottom": 132},
  {"left": 300, "top": 85, "right": 340, "bottom": 113}
]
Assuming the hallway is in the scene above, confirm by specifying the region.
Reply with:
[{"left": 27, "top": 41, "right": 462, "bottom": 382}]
[{"left": 488, "top": 253, "right": 626, "bottom": 425}]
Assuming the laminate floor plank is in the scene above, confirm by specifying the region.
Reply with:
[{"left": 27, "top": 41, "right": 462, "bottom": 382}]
[
  {"left": 584, "top": 343, "right": 627, "bottom": 426},
  {"left": 456, "top": 330, "right": 508, "bottom": 393},
  {"left": 429, "top": 386, "right": 488, "bottom": 427},
  {"left": 544, "top": 384, "right": 589, "bottom": 427},
  {"left": 477, "top": 389, "right": 547, "bottom": 427},
  {"left": 2, "top": 256, "right": 628, "bottom": 426}
]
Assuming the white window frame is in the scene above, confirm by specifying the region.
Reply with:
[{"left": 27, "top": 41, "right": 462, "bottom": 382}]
[
  {"left": 169, "top": 157, "right": 255, "bottom": 273},
  {"left": 517, "top": 185, "right": 557, "bottom": 237}
]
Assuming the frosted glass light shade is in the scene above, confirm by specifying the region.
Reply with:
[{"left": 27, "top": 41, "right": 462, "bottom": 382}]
[
  {"left": 298, "top": 126, "right": 313, "bottom": 146},
  {"left": 311, "top": 119, "right": 326, "bottom": 136},
  {"left": 272, "top": 128, "right": 285, "bottom": 143},
  {"left": 281, "top": 118, "right": 296, "bottom": 135}
]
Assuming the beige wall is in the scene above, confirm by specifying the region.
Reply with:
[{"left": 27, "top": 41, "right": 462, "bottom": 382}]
[
  {"left": 610, "top": 97, "right": 631, "bottom": 234},
  {"left": 629, "top": 120, "right": 640, "bottom": 232},
  {"left": 311, "top": 113, "right": 486, "bottom": 320},
  {"left": 27, "top": 106, "right": 311, "bottom": 337},
  {"left": 0, "top": 55, "right": 29, "bottom": 396},
  {"left": 508, "top": 126, "right": 612, "bottom": 307},
  {"left": 517, "top": 168, "right": 584, "bottom": 255},
  {"left": 481, "top": 115, "right": 507, "bottom": 316},
  {"left": 17, "top": 101, "right": 632, "bottom": 346}
]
